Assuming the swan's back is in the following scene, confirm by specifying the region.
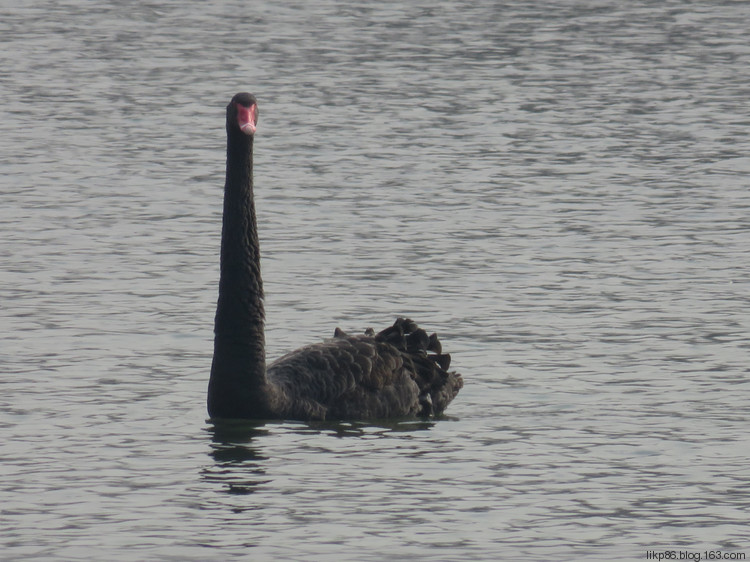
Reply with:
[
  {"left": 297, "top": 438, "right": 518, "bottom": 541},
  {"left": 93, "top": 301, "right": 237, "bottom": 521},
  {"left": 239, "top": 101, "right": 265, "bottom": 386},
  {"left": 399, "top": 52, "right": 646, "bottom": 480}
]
[{"left": 266, "top": 318, "right": 463, "bottom": 420}]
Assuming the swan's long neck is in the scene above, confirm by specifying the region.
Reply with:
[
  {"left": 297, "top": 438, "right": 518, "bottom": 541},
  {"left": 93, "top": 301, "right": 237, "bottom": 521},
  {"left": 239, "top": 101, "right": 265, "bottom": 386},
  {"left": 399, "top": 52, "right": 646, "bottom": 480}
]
[{"left": 208, "top": 131, "right": 270, "bottom": 418}]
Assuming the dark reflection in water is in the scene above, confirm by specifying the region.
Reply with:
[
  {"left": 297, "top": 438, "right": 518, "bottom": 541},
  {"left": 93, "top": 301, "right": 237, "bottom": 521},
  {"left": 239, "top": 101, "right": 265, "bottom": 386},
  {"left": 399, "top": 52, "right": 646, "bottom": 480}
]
[
  {"left": 301, "top": 418, "right": 438, "bottom": 436},
  {"left": 207, "top": 417, "right": 437, "bottom": 442},
  {"left": 207, "top": 418, "right": 272, "bottom": 444},
  {"left": 203, "top": 418, "right": 438, "bottom": 496},
  {"left": 204, "top": 420, "right": 270, "bottom": 495}
]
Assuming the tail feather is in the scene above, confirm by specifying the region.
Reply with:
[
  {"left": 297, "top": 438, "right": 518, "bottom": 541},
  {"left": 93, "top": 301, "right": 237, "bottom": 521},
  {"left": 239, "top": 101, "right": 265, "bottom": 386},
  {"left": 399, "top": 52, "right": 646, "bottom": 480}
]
[
  {"left": 406, "top": 328, "right": 430, "bottom": 352},
  {"left": 427, "top": 333, "right": 442, "bottom": 354},
  {"left": 373, "top": 317, "right": 462, "bottom": 417},
  {"left": 434, "top": 353, "right": 451, "bottom": 371}
]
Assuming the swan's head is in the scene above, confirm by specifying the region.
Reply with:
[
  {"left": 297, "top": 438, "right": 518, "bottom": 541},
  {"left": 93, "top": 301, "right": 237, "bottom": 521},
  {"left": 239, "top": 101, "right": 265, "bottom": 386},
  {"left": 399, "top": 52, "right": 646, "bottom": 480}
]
[{"left": 228, "top": 93, "right": 258, "bottom": 136}]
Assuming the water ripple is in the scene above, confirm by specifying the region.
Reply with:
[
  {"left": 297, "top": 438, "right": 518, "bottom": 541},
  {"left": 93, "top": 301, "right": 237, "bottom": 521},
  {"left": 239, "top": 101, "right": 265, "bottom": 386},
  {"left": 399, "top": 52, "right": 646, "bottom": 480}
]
[{"left": 2, "top": 0, "right": 750, "bottom": 560}]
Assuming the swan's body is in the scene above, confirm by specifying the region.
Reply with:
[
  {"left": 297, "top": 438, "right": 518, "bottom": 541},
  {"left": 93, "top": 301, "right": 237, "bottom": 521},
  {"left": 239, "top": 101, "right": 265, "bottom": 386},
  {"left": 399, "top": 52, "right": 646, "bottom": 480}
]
[{"left": 207, "top": 93, "right": 462, "bottom": 420}]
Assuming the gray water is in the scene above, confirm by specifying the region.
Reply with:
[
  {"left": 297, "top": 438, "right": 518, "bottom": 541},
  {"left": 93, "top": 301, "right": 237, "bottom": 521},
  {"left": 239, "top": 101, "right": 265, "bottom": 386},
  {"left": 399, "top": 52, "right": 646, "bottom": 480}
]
[{"left": 2, "top": 1, "right": 750, "bottom": 560}]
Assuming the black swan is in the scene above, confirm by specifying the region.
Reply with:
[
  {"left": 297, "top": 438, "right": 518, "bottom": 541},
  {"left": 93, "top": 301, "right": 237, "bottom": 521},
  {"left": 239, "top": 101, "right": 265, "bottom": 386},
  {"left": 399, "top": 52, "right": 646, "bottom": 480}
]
[{"left": 207, "top": 93, "right": 463, "bottom": 420}]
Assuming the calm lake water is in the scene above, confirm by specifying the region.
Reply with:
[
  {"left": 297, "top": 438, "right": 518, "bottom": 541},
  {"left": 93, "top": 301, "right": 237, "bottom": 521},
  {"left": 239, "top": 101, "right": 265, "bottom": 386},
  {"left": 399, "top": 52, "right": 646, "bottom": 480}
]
[{"left": 2, "top": 1, "right": 750, "bottom": 560}]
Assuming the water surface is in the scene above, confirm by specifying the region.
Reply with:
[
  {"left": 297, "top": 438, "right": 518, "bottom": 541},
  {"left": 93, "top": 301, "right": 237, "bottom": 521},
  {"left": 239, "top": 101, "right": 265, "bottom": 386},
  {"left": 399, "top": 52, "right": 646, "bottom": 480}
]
[{"left": 2, "top": 1, "right": 750, "bottom": 560}]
